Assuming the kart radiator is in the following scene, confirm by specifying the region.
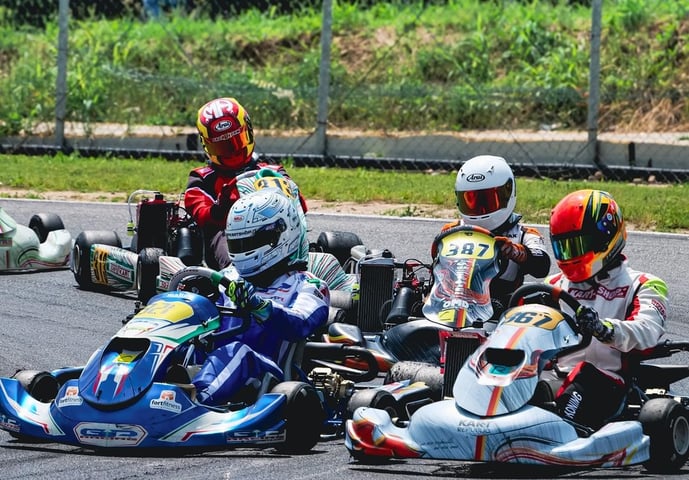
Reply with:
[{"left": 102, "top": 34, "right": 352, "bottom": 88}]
[
  {"left": 442, "top": 334, "right": 482, "bottom": 398},
  {"left": 357, "top": 254, "right": 395, "bottom": 332}
]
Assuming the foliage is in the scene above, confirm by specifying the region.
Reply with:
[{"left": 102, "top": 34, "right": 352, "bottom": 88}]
[{"left": 1, "top": 1, "right": 689, "bottom": 135}]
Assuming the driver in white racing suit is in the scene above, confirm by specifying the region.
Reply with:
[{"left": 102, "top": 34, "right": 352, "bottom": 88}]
[
  {"left": 544, "top": 189, "right": 668, "bottom": 430},
  {"left": 190, "top": 189, "right": 330, "bottom": 406},
  {"left": 434, "top": 155, "right": 551, "bottom": 315}
]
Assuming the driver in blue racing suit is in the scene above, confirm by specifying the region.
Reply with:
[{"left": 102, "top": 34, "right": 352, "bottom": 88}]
[
  {"left": 190, "top": 189, "right": 329, "bottom": 406},
  {"left": 433, "top": 155, "right": 551, "bottom": 315},
  {"left": 544, "top": 189, "right": 668, "bottom": 430}
]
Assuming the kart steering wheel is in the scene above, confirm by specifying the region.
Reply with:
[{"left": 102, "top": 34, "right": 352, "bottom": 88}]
[
  {"left": 507, "top": 283, "right": 592, "bottom": 353},
  {"left": 168, "top": 266, "right": 231, "bottom": 294}
]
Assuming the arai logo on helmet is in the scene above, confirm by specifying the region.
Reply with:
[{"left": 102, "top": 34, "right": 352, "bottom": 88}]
[
  {"left": 214, "top": 120, "right": 233, "bottom": 132},
  {"left": 466, "top": 173, "right": 485, "bottom": 182}
]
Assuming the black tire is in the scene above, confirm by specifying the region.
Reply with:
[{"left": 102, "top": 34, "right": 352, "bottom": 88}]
[
  {"left": 640, "top": 397, "right": 689, "bottom": 473},
  {"left": 385, "top": 360, "right": 443, "bottom": 401},
  {"left": 316, "top": 231, "right": 363, "bottom": 266},
  {"left": 71, "top": 230, "right": 122, "bottom": 289},
  {"left": 271, "top": 381, "right": 324, "bottom": 454},
  {"left": 136, "top": 247, "right": 164, "bottom": 304},
  {"left": 28, "top": 213, "right": 64, "bottom": 243},
  {"left": 346, "top": 389, "right": 399, "bottom": 420},
  {"left": 12, "top": 370, "right": 59, "bottom": 403}
]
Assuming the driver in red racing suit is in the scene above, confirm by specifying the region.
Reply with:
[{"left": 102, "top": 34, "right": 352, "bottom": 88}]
[
  {"left": 185, "top": 97, "right": 306, "bottom": 270},
  {"left": 433, "top": 155, "right": 551, "bottom": 315},
  {"left": 543, "top": 189, "right": 668, "bottom": 430},
  {"left": 190, "top": 189, "right": 329, "bottom": 406}
]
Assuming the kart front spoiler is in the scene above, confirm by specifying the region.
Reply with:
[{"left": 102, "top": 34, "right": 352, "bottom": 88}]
[
  {"left": 0, "top": 378, "right": 289, "bottom": 449},
  {"left": 346, "top": 400, "right": 650, "bottom": 467}
]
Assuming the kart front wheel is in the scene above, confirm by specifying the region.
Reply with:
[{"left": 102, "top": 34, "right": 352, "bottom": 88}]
[
  {"left": 272, "top": 381, "right": 324, "bottom": 454},
  {"left": 29, "top": 213, "right": 64, "bottom": 243},
  {"left": 640, "top": 397, "right": 689, "bottom": 473},
  {"left": 347, "top": 389, "right": 399, "bottom": 420}
]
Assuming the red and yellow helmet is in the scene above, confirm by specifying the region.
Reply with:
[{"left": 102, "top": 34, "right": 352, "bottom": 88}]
[
  {"left": 549, "top": 189, "right": 626, "bottom": 282},
  {"left": 196, "top": 97, "right": 255, "bottom": 170}
]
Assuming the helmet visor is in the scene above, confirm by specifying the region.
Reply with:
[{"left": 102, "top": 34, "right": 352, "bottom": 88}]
[
  {"left": 228, "top": 219, "right": 286, "bottom": 254},
  {"left": 456, "top": 179, "right": 513, "bottom": 216},
  {"left": 204, "top": 129, "right": 248, "bottom": 158},
  {"left": 551, "top": 233, "right": 598, "bottom": 261}
]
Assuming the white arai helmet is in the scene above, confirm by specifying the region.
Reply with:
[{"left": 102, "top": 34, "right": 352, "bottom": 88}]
[
  {"left": 225, "top": 189, "right": 303, "bottom": 278},
  {"left": 454, "top": 155, "right": 516, "bottom": 232}
]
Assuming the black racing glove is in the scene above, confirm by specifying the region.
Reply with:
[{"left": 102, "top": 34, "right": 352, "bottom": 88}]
[{"left": 576, "top": 305, "right": 614, "bottom": 343}]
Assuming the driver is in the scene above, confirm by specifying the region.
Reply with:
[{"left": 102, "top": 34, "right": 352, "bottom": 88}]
[
  {"left": 184, "top": 97, "right": 307, "bottom": 270},
  {"left": 433, "top": 155, "right": 551, "bottom": 314},
  {"left": 545, "top": 189, "right": 668, "bottom": 430},
  {"left": 190, "top": 189, "right": 330, "bottom": 406}
]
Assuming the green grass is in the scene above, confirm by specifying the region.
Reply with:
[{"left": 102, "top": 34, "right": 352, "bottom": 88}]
[
  {"left": 2, "top": 1, "right": 689, "bottom": 134},
  {"left": 1, "top": 153, "right": 687, "bottom": 232}
]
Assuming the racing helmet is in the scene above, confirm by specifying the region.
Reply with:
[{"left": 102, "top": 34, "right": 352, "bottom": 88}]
[
  {"left": 550, "top": 189, "right": 626, "bottom": 283},
  {"left": 196, "top": 97, "right": 255, "bottom": 170},
  {"left": 454, "top": 155, "right": 516, "bottom": 231},
  {"left": 226, "top": 189, "right": 303, "bottom": 278}
]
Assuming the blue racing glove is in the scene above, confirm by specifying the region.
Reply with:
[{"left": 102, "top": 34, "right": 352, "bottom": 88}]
[
  {"left": 576, "top": 305, "right": 614, "bottom": 343},
  {"left": 225, "top": 279, "right": 272, "bottom": 324}
]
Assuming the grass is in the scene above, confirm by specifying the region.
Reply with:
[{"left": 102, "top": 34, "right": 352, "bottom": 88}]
[
  {"left": 0, "top": 153, "right": 687, "bottom": 233},
  {"left": 2, "top": 1, "right": 689, "bottom": 134}
]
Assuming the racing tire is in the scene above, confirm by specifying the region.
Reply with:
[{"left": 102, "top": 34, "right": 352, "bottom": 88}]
[
  {"left": 346, "top": 389, "right": 399, "bottom": 420},
  {"left": 136, "top": 247, "right": 164, "bottom": 304},
  {"left": 384, "top": 361, "right": 443, "bottom": 401},
  {"left": 316, "top": 231, "right": 363, "bottom": 266},
  {"left": 71, "top": 230, "right": 122, "bottom": 290},
  {"left": 12, "top": 370, "right": 59, "bottom": 403},
  {"left": 272, "top": 381, "right": 324, "bottom": 454},
  {"left": 640, "top": 397, "right": 689, "bottom": 473},
  {"left": 29, "top": 213, "right": 64, "bottom": 243}
]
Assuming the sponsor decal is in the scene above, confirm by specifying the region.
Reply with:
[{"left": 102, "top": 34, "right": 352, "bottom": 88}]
[
  {"left": 213, "top": 119, "right": 233, "bottom": 132},
  {"left": 466, "top": 173, "right": 485, "bottom": 182},
  {"left": 150, "top": 390, "right": 182, "bottom": 414},
  {"left": 568, "top": 284, "right": 629, "bottom": 301},
  {"left": 226, "top": 429, "right": 285, "bottom": 444},
  {"left": 651, "top": 298, "right": 667, "bottom": 319},
  {"left": 75, "top": 422, "right": 147, "bottom": 447},
  {"left": 57, "top": 386, "right": 83, "bottom": 407},
  {"left": 0, "top": 238, "right": 12, "bottom": 247},
  {"left": 456, "top": 418, "right": 493, "bottom": 435},
  {"left": 0, "top": 414, "right": 20, "bottom": 433},
  {"left": 108, "top": 262, "right": 133, "bottom": 281}
]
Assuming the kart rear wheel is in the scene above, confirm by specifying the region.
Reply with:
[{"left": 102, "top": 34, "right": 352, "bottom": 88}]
[
  {"left": 272, "top": 381, "right": 324, "bottom": 454},
  {"left": 29, "top": 213, "right": 64, "bottom": 243},
  {"left": 640, "top": 397, "right": 689, "bottom": 473},
  {"left": 347, "top": 389, "right": 399, "bottom": 420},
  {"left": 71, "top": 230, "right": 122, "bottom": 289},
  {"left": 136, "top": 247, "right": 164, "bottom": 304},
  {"left": 316, "top": 231, "right": 363, "bottom": 266}
]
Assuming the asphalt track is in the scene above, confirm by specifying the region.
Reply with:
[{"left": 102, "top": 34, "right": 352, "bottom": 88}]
[{"left": 1, "top": 198, "right": 689, "bottom": 479}]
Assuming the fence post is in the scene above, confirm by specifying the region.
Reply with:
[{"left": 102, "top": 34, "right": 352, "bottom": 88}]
[
  {"left": 56, "top": 0, "right": 69, "bottom": 149},
  {"left": 315, "top": 0, "right": 333, "bottom": 157},
  {"left": 587, "top": 0, "right": 603, "bottom": 167}
]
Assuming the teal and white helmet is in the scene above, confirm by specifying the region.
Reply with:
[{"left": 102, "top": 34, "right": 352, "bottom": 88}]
[{"left": 226, "top": 189, "right": 304, "bottom": 278}]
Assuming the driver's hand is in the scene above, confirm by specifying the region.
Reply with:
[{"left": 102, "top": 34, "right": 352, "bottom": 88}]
[
  {"left": 225, "top": 280, "right": 272, "bottom": 324},
  {"left": 576, "top": 305, "right": 614, "bottom": 343},
  {"left": 494, "top": 236, "right": 528, "bottom": 264}
]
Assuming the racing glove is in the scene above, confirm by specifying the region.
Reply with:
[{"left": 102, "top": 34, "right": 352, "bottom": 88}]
[
  {"left": 576, "top": 305, "right": 614, "bottom": 343},
  {"left": 494, "top": 236, "right": 528, "bottom": 264},
  {"left": 225, "top": 279, "right": 272, "bottom": 324}
]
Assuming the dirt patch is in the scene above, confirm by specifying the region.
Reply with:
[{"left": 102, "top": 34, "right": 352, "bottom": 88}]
[{"left": 0, "top": 188, "right": 457, "bottom": 220}]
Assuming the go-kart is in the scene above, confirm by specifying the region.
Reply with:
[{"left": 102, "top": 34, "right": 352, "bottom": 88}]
[
  {"left": 70, "top": 189, "right": 203, "bottom": 303},
  {"left": 0, "top": 206, "right": 72, "bottom": 272},
  {"left": 345, "top": 283, "right": 689, "bottom": 473},
  {"left": 0, "top": 265, "right": 423, "bottom": 450},
  {"left": 323, "top": 225, "right": 502, "bottom": 377}
]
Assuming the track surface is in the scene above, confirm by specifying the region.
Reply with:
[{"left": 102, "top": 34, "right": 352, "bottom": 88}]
[{"left": 1, "top": 199, "right": 688, "bottom": 479}]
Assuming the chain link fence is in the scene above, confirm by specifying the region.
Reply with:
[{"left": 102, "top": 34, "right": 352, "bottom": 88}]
[{"left": 1, "top": 0, "right": 689, "bottom": 182}]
